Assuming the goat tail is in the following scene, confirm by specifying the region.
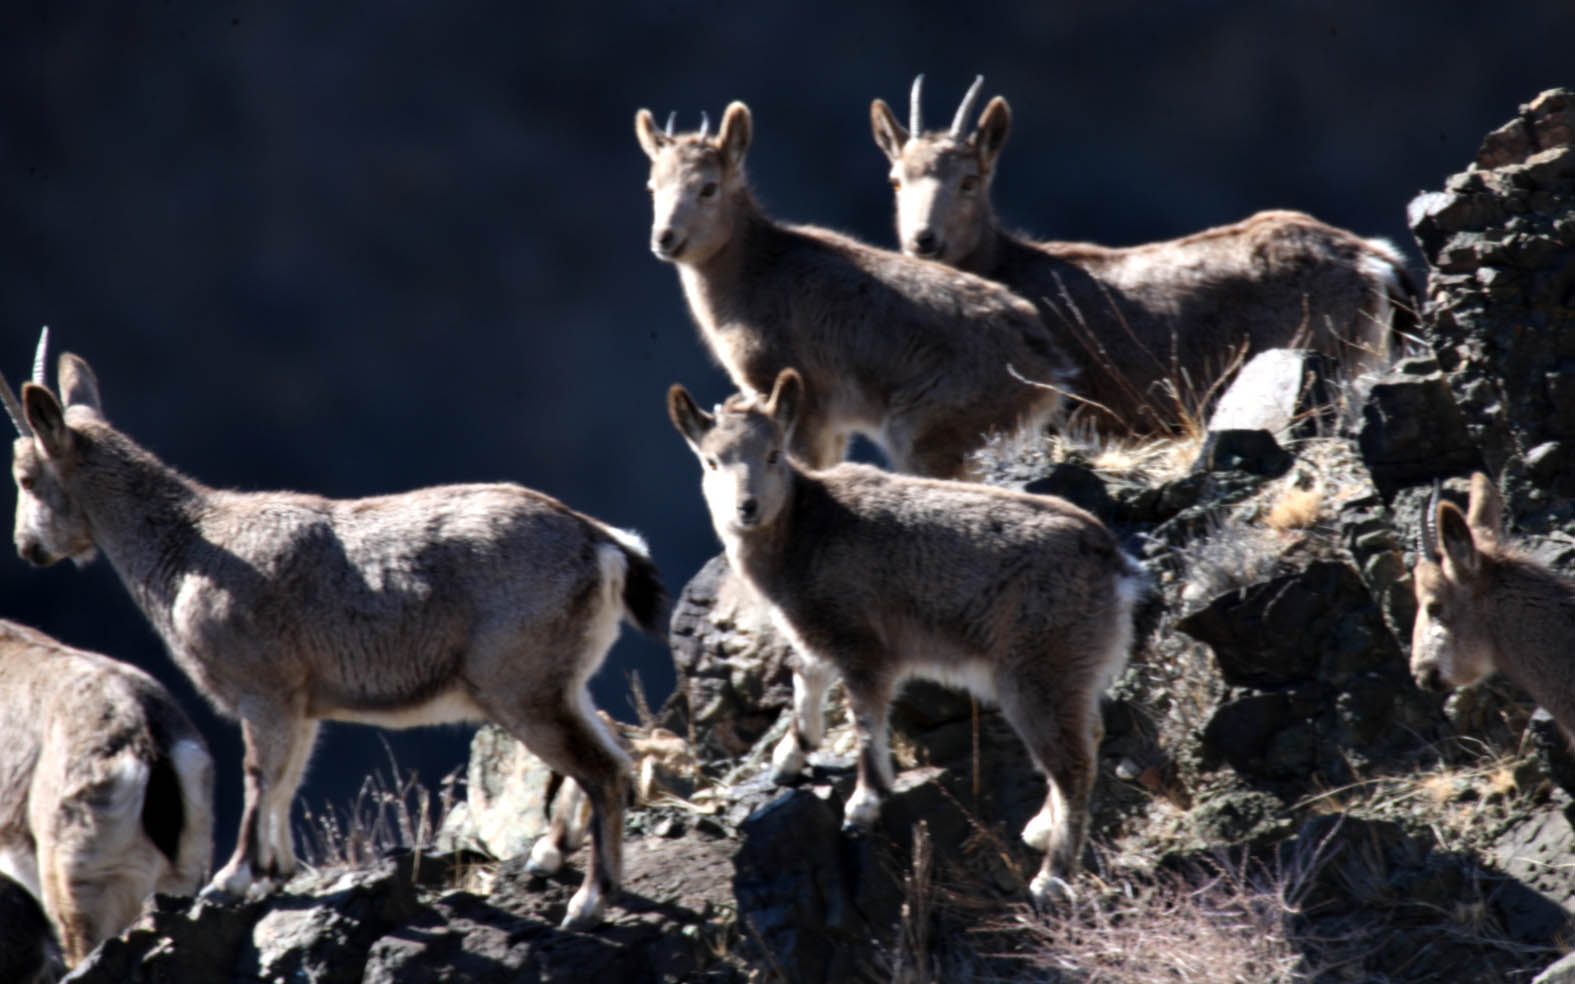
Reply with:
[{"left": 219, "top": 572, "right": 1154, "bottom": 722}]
[{"left": 601, "top": 527, "right": 671, "bottom": 641}]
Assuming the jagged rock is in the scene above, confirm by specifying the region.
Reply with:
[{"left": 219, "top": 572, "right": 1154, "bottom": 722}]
[
  {"left": 660, "top": 554, "right": 795, "bottom": 759},
  {"left": 1410, "top": 87, "right": 1575, "bottom": 534},
  {"left": 1203, "top": 348, "right": 1338, "bottom": 441},
  {"left": 438, "top": 723, "right": 557, "bottom": 860},
  {"left": 1356, "top": 356, "right": 1482, "bottom": 499},
  {"left": 1528, "top": 708, "right": 1575, "bottom": 798}
]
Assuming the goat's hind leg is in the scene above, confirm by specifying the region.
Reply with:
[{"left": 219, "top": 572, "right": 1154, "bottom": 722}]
[
  {"left": 998, "top": 682, "right": 1100, "bottom": 907},
  {"left": 497, "top": 689, "right": 630, "bottom": 929}
]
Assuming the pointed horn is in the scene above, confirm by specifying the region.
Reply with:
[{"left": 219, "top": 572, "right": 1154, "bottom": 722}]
[
  {"left": 1419, "top": 478, "right": 1442, "bottom": 561},
  {"left": 664, "top": 111, "right": 676, "bottom": 138},
  {"left": 950, "top": 74, "right": 985, "bottom": 136},
  {"left": 909, "top": 74, "right": 925, "bottom": 134},
  {"left": 0, "top": 370, "right": 28, "bottom": 437},
  {"left": 698, "top": 110, "right": 710, "bottom": 140},
  {"left": 32, "top": 325, "right": 49, "bottom": 386}
]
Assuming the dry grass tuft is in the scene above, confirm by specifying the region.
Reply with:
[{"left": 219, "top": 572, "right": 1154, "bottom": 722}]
[
  {"left": 298, "top": 739, "right": 459, "bottom": 870},
  {"left": 1265, "top": 481, "right": 1323, "bottom": 531}
]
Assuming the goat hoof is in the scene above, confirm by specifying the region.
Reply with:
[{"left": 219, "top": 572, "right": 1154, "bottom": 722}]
[
  {"left": 526, "top": 838, "right": 564, "bottom": 877},
  {"left": 561, "top": 885, "right": 606, "bottom": 930},
  {"left": 1029, "top": 872, "right": 1075, "bottom": 909},
  {"left": 770, "top": 735, "right": 806, "bottom": 785}
]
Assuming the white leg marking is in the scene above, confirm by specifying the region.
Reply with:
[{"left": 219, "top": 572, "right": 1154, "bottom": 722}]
[
  {"left": 843, "top": 783, "right": 884, "bottom": 830},
  {"left": 770, "top": 732, "right": 806, "bottom": 785},
  {"left": 526, "top": 837, "right": 563, "bottom": 877}
]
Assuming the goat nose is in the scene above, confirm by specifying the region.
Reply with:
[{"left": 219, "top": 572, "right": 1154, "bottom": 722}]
[
  {"left": 738, "top": 497, "right": 759, "bottom": 522},
  {"left": 17, "top": 540, "right": 46, "bottom": 567},
  {"left": 654, "top": 229, "right": 677, "bottom": 251},
  {"left": 911, "top": 229, "right": 939, "bottom": 256},
  {"left": 1417, "top": 665, "right": 1447, "bottom": 693}
]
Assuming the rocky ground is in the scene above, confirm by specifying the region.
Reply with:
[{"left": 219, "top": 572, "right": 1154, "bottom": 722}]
[{"left": 61, "top": 89, "right": 1575, "bottom": 983}]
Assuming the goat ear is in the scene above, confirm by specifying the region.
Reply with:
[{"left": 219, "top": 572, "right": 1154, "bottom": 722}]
[
  {"left": 1437, "top": 500, "right": 1481, "bottom": 581},
  {"left": 634, "top": 109, "right": 669, "bottom": 160},
  {"left": 717, "top": 102, "right": 752, "bottom": 169},
  {"left": 20, "top": 383, "right": 71, "bottom": 459},
  {"left": 972, "top": 96, "right": 1010, "bottom": 172},
  {"left": 870, "top": 99, "right": 908, "bottom": 163},
  {"left": 667, "top": 384, "right": 714, "bottom": 451},
  {"left": 57, "top": 354, "right": 103, "bottom": 414},
  {"left": 766, "top": 368, "right": 803, "bottom": 439},
  {"left": 1466, "top": 471, "right": 1503, "bottom": 544}
]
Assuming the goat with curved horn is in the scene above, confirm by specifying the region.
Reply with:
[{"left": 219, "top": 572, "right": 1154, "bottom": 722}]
[
  {"left": 908, "top": 73, "right": 924, "bottom": 134},
  {"left": 950, "top": 74, "right": 985, "bottom": 136}
]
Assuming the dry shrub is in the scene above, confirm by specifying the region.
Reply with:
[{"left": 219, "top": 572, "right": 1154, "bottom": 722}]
[{"left": 298, "top": 738, "right": 458, "bottom": 870}]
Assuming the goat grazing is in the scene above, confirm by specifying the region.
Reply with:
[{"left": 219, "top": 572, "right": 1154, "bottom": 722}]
[
  {"left": 1412, "top": 473, "right": 1575, "bottom": 739},
  {"left": 0, "top": 618, "right": 213, "bottom": 968},
  {"left": 872, "top": 75, "right": 1417, "bottom": 433},
  {"left": 637, "top": 101, "right": 1072, "bottom": 479},
  {"left": 3, "top": 335, "right": 666, "bottom": 929},
  {"left": 668, "top": 367, "right": 1149, "bottom": 905}
]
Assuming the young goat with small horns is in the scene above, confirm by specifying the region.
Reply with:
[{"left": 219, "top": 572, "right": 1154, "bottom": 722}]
[
  {"left": 668, "top": 367, "right": 1150, "bottom": 906},
  {"left": 1411, "top": 472, "right": 1575, "bottom": 740},
  {"left": 4, "top": 331, "right": 666, "bottom": 929}
]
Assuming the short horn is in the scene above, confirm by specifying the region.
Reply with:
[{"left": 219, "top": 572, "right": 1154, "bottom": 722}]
[
  {"left": 698, "top": 110, "right": 710, "bottom": 140},
  {"left": 0, "top": 370, "right": 28, "bottom": 437},
  {"left": 909, "top": 74, "right": 924, "bottom": 134},
  {"left": 664, "top": 111, "right": 676, "bottom": 138},
  {"left": 32, "top": 325, "right": 49, "bottom": 386},
  {"left": 1419, "top": 478, "right": 1441, "bottom": 561},
  {"left": 950, "top": 74, "right": 985, "bottom": 136}
]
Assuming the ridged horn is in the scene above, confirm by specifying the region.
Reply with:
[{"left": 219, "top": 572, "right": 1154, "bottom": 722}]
[
  {"left": 950, "top": 74, "right": 985, "bottom": 136},
  {"left": 1418, "top": 479, "right": 1441, "bottom": 561},
  {"left": 909, "top": 74, "right": 924, "bottom": 134},
  {"left": 32, "top": 325, "right": 49, "bottom": 386},
  {"left": 0, "top": 370, "right": 27, "bottom": 437}
]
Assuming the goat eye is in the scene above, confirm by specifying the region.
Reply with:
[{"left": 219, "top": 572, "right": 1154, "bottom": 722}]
[
  {"left": 767, "top": 449, "right": 781, "bottom": 465},
  {"left": 17, "top": 475, "right": 33, "bottom": 491},
  {"left": 699, "top": 182, "right": 718, "bottom": 199},
  {"left": 960, "top": 175, "right": 979, "bottom": 193},
  {"left": 705, "top": 457, "right": 718, "bottom": 471}
]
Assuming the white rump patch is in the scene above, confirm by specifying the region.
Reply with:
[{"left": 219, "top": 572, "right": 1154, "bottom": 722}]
[{"left": 602, "top": 525, "right": 651, "bottom": 558}]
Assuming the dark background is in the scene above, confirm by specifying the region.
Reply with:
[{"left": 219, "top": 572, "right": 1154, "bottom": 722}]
[{"left": 1, "top": 0, "right": 1568, "bottom": 856}]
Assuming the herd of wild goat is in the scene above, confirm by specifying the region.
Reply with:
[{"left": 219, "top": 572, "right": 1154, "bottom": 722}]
[{"left": 0, "top": 76, "right": 1565, "bottom": 975}]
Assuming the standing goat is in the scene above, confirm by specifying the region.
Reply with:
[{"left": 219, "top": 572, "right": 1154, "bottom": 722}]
[
  {"left": 3, "top": 336, "right": 666, "bottom": 929},
  {"left": 668, "top": 368, "right": 1149, "bottom": 905},
  {"left": 637, "top": 101, "right": 1072, "bottom": 479},
  {"left": 872, "top": 76, "right": 1416, "bottom": 434},
  {"left": 0, "top": 618, "right": 213, "bottom": 969},
  {"left": 1412, "top": 473, "right": 1575, "bottom": 739}
]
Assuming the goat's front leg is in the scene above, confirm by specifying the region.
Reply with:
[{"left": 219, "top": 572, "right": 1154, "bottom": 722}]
[
  {"left": 771, "top": 654, "right": 835, "bottom": 784},
  {"left": 840, "top": 672, "right": 896, "bottom": 832},
  {"left": 205, "top": 702, "right": 310, "bottom": 899}
]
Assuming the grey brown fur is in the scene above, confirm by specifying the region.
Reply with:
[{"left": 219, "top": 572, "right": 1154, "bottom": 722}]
[
  {"left": 1412, "top": 472, "right": 1575, "bottom": 739},
  {"left": 0, "top": 618, "right": 213, "bottom": 968},
  {"left": 4, "top": 345, "right": 666, "bottom": 929},
  {"left": 872, "top": 76, "right": 1417, "bottom": 434},
  {"left": 638, "top": 100, "right": 1072, "bottom": 479},
  {"left": 668, "top": 368, "right": 1148, "bottom": 906}
]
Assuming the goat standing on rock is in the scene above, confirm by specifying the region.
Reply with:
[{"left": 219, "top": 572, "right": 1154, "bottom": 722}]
[
  {"left": 669, "top": 367, "right": 1149, "bottom": 906},
  {"left": 1412, "top": 472, "right": 1575, "bottom": 740},
  {"left": 872, "top": 75, "right": 1417, "bottom": 434},
  {"left": 638, "top": 100, "right": 1072, "bottom": 478},
  {"left": 4, "top": 334, "right": 666, "bottom": 929}
]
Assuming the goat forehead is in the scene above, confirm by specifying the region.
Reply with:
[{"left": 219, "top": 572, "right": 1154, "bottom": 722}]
[
  {"left": 651, "top": 143, "right": 722, "bottom": 184},
  {"left": 897, "top": 138, "right": 973, "bottom": 178},
  {"left": 704, "top": 412, "right": 777, "bottom": 457}
]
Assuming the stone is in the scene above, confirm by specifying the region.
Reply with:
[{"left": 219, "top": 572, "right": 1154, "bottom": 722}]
[
  {"left": 1192, "top": 428, "right": 1293, "bottom": 478},
  {"left": 0, "top": 873, "right": 60, "bottom": 984},
  {"left": 1202, "top": 347, "right": 1337, "bottom": 442},
  {"left": 1356, "top": 357, "right": 1483, "bottom": 500}
]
